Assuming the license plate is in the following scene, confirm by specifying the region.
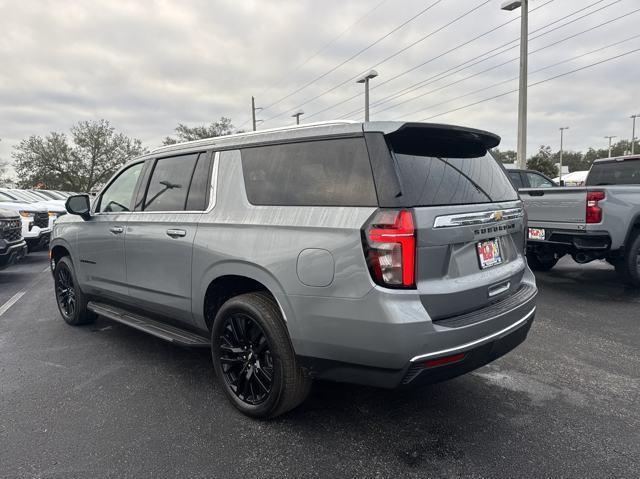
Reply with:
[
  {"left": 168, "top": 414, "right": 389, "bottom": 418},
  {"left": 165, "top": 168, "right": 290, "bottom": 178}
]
[
  {"left": 528, "top": 228, "right": 545, "bottom": 241},
  {"left": 477, "top": 238, "right": 503, "bottom": 269}
]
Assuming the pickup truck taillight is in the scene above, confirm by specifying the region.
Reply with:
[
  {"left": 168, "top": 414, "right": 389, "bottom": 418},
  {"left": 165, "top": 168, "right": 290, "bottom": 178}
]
[
  {"left": 586, "top": 191, "right": 605, "bottom": 223},
  {"left": 363, "top": 209, "right": 416, "bottom": 289}
]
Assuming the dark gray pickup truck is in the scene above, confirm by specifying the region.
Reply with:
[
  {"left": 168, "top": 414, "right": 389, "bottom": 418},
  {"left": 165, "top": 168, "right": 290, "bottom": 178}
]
[{"left": 520, "top": 154, "right": 640, "bottom": 285}]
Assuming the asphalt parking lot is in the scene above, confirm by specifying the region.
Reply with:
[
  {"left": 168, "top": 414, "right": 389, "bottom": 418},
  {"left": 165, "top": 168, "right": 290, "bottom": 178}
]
[{"left": 1, "top": 252, "right": 638, "bottom": 478}]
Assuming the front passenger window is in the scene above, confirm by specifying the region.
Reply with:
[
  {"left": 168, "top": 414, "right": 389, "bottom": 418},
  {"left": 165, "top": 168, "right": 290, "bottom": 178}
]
[{"left": 98, "top": 162, "right": 144, "bottom": 213}]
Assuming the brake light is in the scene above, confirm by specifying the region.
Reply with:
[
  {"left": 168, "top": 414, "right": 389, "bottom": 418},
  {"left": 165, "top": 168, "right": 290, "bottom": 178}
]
[
  {"left": 423, "top": 353, "right": 466, "bottom": 368},
  {"left": 363, "top": 209, "right": 416, "bottom": 288},
  {"left": 586, "top": 191, "right": 605, "bottom": 224}
]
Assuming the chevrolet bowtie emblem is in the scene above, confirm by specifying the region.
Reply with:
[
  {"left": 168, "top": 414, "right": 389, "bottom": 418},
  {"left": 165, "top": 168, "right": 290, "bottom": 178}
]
[{"left": 493, "top": 211, "right": 503, "bottom": 221}]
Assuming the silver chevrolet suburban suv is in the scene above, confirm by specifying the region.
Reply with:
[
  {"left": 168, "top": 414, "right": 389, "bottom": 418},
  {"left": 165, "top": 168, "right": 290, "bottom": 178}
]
[{"left": 50, "top": 121, "right": 537, "bottom": 418}]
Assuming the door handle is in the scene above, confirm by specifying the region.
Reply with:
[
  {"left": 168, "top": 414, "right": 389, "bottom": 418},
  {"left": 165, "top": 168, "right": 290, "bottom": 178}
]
[
  {"left": 166, "top": 229, "right": 187, "bottom": 238},
  {"left": 109, "top": 226, "right": 124, "bottom": 234}
]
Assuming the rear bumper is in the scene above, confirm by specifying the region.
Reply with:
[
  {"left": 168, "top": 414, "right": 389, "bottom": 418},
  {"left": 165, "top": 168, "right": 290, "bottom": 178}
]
[
  {"left": 527, "top": 228, "right": 611, "bottom": 252},
  {"left": 0, "top": 240, "right": 28, "bottom": 270}
]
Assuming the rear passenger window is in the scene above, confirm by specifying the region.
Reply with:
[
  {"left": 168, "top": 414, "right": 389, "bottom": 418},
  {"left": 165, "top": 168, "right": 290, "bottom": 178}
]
[
  {"left": 185, "top": 153, "right": 213, "bottom": 211},
  {"left": 144, "top": 154, "right": 198, "bottom": 211},
  {"left": 241, "top": 138, "right": 377, "bottom": 206},
  {"left": 509, "top": 171, "right": 524, "bottom": 189}
]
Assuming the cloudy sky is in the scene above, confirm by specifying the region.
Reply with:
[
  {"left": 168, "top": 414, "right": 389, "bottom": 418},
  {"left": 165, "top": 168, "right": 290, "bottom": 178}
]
[{"left": 1, "top": 0, "right": 639, "bottom": 171}]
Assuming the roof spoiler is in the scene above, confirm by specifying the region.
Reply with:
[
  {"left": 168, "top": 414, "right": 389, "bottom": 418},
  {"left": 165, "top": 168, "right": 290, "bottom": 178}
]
[{"left": 384, "top": 122, "right": 501, "bottom": 158}]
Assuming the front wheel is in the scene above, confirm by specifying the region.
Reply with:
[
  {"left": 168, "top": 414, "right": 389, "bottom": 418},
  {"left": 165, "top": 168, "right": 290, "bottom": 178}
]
[
  {"left": 526, "top": 251, "right": 559, "bottom": 271},
  {"left": 54, "top": 256, "right": 96, "bottom": 325},
  {"left": 615, "top": 231, "right": 640, "bottom": 287},
  {"left": 211, "top": 292, "right": 311, "bottom": 419}
]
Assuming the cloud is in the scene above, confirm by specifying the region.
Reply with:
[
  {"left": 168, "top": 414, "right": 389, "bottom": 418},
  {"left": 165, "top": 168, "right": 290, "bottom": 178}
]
[{"left": 1, "top": 0, "right": 639, "bottom": 172}]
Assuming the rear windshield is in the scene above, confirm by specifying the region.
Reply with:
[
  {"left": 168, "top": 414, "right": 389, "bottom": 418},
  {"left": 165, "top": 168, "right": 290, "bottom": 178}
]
[
  {"left": 586, "top": 159, "right": 640, "bottom": 185},
  {"left": 393, "top": 153, "right": 518, "bottom": 206}
]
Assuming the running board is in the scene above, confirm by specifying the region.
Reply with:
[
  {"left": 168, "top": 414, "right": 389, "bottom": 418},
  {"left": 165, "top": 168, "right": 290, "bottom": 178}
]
[{"left": 87, "top": 302, "right": 210, "bottom": 348}]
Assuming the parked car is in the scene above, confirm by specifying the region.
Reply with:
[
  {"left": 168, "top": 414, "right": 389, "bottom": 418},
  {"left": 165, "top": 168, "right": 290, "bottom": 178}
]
[
  {"left": 50, "top": 121, "right": 538, "bottom": 418},
  {"left": 4, "top": 189, "right": 66, "bottom": 228},
  {"left": 520, "top": 154, "right": 640, "bottom": 283},
  {"left": 0, "top": 191, "right": 51, "bottom": 251},
  {"left": 0, "top": 208, "right": 27, "bottom": 270},
  {"left": 507, "top": 169, "right": 558, "bottom": 189}
]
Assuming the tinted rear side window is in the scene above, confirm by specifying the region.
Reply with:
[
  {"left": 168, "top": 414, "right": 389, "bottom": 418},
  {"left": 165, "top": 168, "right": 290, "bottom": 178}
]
[
  {"left": 241, "top": 138, "right": 377, "bottom": 206},
  {"left": 586, "top": 159, "right": 640, "bottom": 185},
  {"left": 185, "top": 152, "right": 213, "bottom": 211},
  {"left": 144, "top": 154, "right": 198, "bottom": 211},
  {"left": 508, "top": 171, "right": 524, "bottom": 189},
  {"left": 393, "top": 153, "right": 518, "bottom": 206}
]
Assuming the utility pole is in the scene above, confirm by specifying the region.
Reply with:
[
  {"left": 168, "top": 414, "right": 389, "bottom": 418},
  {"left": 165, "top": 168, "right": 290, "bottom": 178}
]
[
  {"left": 356, "top": 70, "right": 379, "bottom": 122},
  {"left": 251, "top": 97, "right": 263, "bottom": 131},
  {"left": 604, "top": 135, "right": 616, "bottom": 158},
  {"left": 631, "top": 114, "right": 639, "bottom": 155},
  {"left": 559, "top": 126, "right": 569, "bottom": 184},
  {"left": 292, "top": 111, "right": 304, "bottom": 125},
  {"left": 501, "top": 0, "right": 528, "bottom": 169}
]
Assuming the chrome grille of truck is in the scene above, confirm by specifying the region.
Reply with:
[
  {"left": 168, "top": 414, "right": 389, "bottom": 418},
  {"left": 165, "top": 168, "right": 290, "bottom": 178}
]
[
  {"left": 33, "top": 212, "right": 49, "bottom": 228},
  {"left": 0, "top": 219, "right": 22, "bottom": 242}
]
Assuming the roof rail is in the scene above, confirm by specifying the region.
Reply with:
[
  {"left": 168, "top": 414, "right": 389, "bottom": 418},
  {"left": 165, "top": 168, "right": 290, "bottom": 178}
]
[{"left": 151, "top": 120, "right": 358, "bottom": 154}]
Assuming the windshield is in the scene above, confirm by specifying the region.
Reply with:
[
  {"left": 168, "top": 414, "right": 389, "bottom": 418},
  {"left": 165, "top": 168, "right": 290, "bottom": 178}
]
[
  {"left": 8, "top": 190, "right": 41, "bottom": 203},
  {"left": 586, "top": 159, "right": 640, "bottom": 185},
  {"left": 0, "top": 191, "right": 20, "bottom": 203}
]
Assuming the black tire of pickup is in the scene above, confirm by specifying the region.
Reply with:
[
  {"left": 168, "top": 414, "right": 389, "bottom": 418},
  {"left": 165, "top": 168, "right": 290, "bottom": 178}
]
[
  {"left": 615, "top": 231, "right": 640, "bottom": 287},
  {"left": 211, "top": 292, "right": 311, "bottom": 419},
  {"left": 526, "top": 252, "right": 559, "bottom": 272},
  {"left": 53, "top": 256, "right": 96, "bottom": 325}
]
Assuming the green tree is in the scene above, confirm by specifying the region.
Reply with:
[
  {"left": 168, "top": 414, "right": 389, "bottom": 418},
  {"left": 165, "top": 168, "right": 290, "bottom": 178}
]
[
  {"left": 551, "top": 150, "right": 591, "bottom": 172},
  {"left": 491, "top": 148, "right": 517, "bottom": 164},
  {"left": 163, "top": 117, "right": 234, "bottom": 145},
  {"left": 12, "top": 120, "right": 146, "bottom": 191},
  {"left": 526, "top": 145, "right": 558, "bottom": 178}
]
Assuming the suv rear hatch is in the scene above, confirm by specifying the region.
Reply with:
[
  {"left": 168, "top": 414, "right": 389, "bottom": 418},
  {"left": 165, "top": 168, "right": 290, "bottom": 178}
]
[{"left": 365, "top": 124, "right": 529, "bottom": 320}]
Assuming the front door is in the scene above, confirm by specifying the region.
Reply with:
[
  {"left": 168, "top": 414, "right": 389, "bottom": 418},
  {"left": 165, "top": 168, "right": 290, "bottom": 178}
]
[
  {"left": 76, "top": 161, "right": 145, "bottom": 299},
  {"left": 125, "top": 151, "right": 213, "bottom": 324}
]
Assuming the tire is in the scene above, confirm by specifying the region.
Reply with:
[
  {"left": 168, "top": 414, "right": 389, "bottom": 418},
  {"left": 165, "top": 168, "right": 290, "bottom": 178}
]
[
  {"left": 211, "top": 292, "right": 311, "bottom": 419},
  {"left": 526, "top": 251, "right": 559, "bottom": 272},
  {"left": 615, "top": 231, "right": 640, "bottom": 287},
  {"left": 54, "top": 256, "right": 96, "bottom": 326}
]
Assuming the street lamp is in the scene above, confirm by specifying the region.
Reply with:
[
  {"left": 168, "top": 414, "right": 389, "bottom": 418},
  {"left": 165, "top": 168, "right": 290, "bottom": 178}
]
[
  {"left": 292, "top": 110, "right": 304, "bottom": 125},
  {"left": 604, "top": 135, "right": 617, "bottom": 158},
  {"left": 559, "top": 126, "right": 569, "bottom": 184},
  {"left": 501, "top": 0, "right": 528, "bottom": 169},
  {"left": 356, "top": 70, "right": 378, "bottom": 122},
  {"left": 631, "top": 114, "right": 639, "bottom": 155}
]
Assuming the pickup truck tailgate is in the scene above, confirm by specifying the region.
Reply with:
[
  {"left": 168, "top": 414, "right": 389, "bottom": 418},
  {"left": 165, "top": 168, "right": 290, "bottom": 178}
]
[{"left": 519, "top": 187, "right": 587, "bottom": 225}]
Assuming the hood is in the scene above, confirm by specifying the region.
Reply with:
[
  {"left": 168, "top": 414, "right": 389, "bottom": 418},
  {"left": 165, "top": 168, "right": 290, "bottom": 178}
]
[{"left": 0, "top": 208, "right": 20, "bottom": 220}]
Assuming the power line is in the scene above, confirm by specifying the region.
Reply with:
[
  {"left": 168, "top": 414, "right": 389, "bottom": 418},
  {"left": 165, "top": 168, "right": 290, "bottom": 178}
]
[
  {"left": 395, "top": 33, "right": 640, "bottom": 120},
  {"left": 263, "top": 0, "right": 494, "bottom": 123},
  {"left": 337, "top": 0, "right": 621, "bottom": 120},
  {"left": 417, "top": 47, "right": 640, "bottom": 121},
  {"left": 259, "top": 0, "right": 442, "bottom": 113},
  {"left": 371, "top": 6, "right": 640, "bottom": 119}
]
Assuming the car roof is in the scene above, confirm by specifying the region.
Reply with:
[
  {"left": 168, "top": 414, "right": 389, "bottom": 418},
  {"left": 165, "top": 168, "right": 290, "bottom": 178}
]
[
  {"left": 142, "top": 121, "right": 501, "bottom": 160},
  {"left": 593, "top": 154, "right": 640, "bottom": 164}
]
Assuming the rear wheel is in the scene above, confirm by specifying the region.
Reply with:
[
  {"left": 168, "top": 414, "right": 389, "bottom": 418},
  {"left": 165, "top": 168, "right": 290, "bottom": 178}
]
[
  {"left": 526, "top": 251, "right": 559, "bottom": 271},
  {"left": 615, "top": 231, "right": 640, "bottom": 287},
  {"left": 54, "top": 256, "right": 96, "bottom": 325},
  {"left": 211, "top": 292, "right": 311, "bottom": 418}
]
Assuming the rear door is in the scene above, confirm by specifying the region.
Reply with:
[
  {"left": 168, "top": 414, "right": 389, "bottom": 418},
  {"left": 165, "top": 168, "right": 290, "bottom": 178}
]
[
  {"left": 367, "top": 130, "right": 527, "bottom": 320},
  {"left": 124, "top": 151, "right": 214, "bottom": 324}
]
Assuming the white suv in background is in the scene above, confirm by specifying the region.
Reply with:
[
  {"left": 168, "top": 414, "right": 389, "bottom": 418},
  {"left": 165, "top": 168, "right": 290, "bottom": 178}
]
[{"left": 0, "top": 190, "right": 52, "bottom": 251}]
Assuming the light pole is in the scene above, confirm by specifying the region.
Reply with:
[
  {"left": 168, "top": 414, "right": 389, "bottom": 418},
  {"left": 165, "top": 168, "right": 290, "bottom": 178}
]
[
  {"left": 559, "top": 126, "right": 569, "bottom": 184},
  {"left": 604, "top": 135, "right": 617, "bottom": 158},
  {"left": 251, "top": 96, "right": 263, "bottom": 131},
  {"left": 292, "top": 110, "right": 304, "bottom": 125},
  {"left": 631, "top": 114, "right": 639, "bottom": 155},
  {"left": 501, "top": 0, "right": 528, "bottom": 169},
  {"left": 356, "top": 70, "right": 378, "bottom": 122}
]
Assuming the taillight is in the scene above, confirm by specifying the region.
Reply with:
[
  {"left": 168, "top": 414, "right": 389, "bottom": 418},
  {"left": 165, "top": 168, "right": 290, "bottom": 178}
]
[
  {"left": 363, "top": 209, "right": 416, "bottom": 288},
  {"left": 586, "top": 191, "right": 605, "bottom": 224}
]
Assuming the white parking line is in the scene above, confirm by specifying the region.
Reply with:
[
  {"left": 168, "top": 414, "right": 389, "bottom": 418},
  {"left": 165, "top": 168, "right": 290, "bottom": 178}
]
[{"left": 0, "top": 290, "right": 27, "bottom": 317}]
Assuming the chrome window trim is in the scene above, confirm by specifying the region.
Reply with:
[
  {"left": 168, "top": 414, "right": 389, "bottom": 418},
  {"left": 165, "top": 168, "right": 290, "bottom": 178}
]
[
  {"left": 433, "top": 207, "right": 523, "bottom": 228},
  {"left": 410, "top": 307, "right": 536, "bottom": 362},
  {"left": 93, "top": 151, "right": 219, "bottom": 216}
]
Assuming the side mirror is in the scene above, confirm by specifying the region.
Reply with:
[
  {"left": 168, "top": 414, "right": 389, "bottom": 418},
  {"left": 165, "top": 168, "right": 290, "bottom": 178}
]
[{"left": 65, "top": 194, "right": 91, "bottom": 220}]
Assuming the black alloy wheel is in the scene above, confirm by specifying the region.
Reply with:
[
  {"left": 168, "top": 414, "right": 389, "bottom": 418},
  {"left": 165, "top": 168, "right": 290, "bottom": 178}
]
[
  {"left": 218, "top": 312, "right": 274, "bottom": 406},
  {"left": 56, "top": 266, "right": 77, "bottom": 319}
]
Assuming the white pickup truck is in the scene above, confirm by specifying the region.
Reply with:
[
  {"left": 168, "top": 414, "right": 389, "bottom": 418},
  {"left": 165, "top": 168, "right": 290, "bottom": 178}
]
[{"left": 520, "top": 154, "right": 640, "bottom": 285}]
